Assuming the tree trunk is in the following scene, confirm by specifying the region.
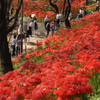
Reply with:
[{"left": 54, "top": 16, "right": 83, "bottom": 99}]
[
  {"left": 86, "top": 0, "right": 88, "bottom": 5},
  {"left": 62, "top": 0, "right": 67, "bottom": 15},
  {"left": 65, "top": 17, "right": 71, "bottom": 28},
  {"left": 0, "top": 30, "right": 14, "bottom": 74},
  {"left": 49, "top": 0, "right": 59, "bottom": 13},
  {"left": 0, "top": 0, "right": 22, "bottom": 74},
  {"left": 65, "top": 0, "right": 71, "bottom": 28}
]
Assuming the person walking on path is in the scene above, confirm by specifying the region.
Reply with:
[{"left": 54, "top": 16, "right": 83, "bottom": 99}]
[
  {"left": 44, "top": 15, "right": 50, "bottom": 30},
  {"left": 76, "top": 8, "right": 84, "bottom": 19},
  {"left": 26, "top": 26, "right": 32, "bottom": 44},
  {"left": 56, "top": 13, "right": 61, "bottom": 28},
  {"left": 29, "top": 20, "right": 34, "bottom": 36},
  {"left": 16, "top": 35, "right": 21, "bottom": 55},
  {"left": 46, "top": 21, "right": 50, "bottom": 37},
  {"left": 34, "top": 20, "right": 38, "bottom": 34},
  {"left": 11, "top": 35, "right": 17, "bottom": 56},
  {"left": 50, "top": 21, "right": 56, "bottom": 36}
]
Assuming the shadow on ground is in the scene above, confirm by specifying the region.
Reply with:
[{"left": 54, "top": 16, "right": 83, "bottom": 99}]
[
  {"left": 28, "top": 42, "right": 36, "bottom": 46},
  {"left": 34, "top": 31, "right": 46, "bottom": 38}
]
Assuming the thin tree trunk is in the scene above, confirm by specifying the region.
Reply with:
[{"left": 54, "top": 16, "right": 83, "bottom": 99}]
[
  {"left": 65, "top": 0, "right": 71, "bottom": 28},
  {"left": 0, "top": 0, "right": 22, "bottom": 74},
  {"left": 62, "top": 0, "right": 66, "bottom": 15},
  {"left": 49, "top": 0, "right": 59, "bottom": 13},
  {"left": 0, "top": 30, "right": 14, "bottom": 74},
  {"left": 86, "top": 0, "right": 88, "bottom": 5}
]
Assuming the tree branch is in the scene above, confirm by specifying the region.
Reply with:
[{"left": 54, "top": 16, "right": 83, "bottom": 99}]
[
  {"left": 7, "top": 0, "right": 22, "bottom": 34},
  {"left": 49, "top": 0, "right": 59, "bottom": 13}
]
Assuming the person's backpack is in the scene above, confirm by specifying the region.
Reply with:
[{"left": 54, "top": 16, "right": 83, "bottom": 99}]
[
  {"left": 46, "top": 22, "right": 50, "bottom": 29},
  {"left": 79, "top": 13, "right": 83, "bottom": 18},
  {"left": 34, "top": 22, "right": 38, "bottom": 29}
]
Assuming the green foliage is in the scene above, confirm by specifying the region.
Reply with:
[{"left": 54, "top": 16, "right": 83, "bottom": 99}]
[
  {"left": 86, "top": 0, "right": 97, "bottom": 5},
  {"left": 75, "top": 93, "right": 88, "bottom": 100},
  {"left": 71, "top": 23, "right": 82, "bottom": 28},
  {"left": 30, "top": 55, "right": 45, "bottom": 64},
  {"left": 87, "top": 6, "right": 96, "bottom": 13},
  {"left": 58, "top": 39, "right": 68, "bottom": 45},
  {"left": 50, "top": 40, "right": 55, "bottom": 46},
  {"left": 42, "top": 42, "right": 47, "bottom": 48},
  {"left": 89, "top": 94, "right": 100, "bottom": 100},
  {"left": 48, "top": 93, "right": 57, "bottom": 99},
  {"left": 0, "top": 66, "right": 3, "bottom": 74},
  {"left": 55, "top": 47, "right": 60, "bottom": 50},
  {"left": 69, "top": 61, "right": 74, "bottom": 65},
  {"left": 45, "top": 51, "right": 54, "bottom": 55},
  {"left": 13, "top": 61, "right": 25, "bottom": 70},
  {"left": 90, "top": 72, "right": 100, "bottom": 93},
  {"left": 39, "top": 98, "right": 46, "bottom": 100},
  {"left": 88, "top": 71, "right": 100, "bottom": 99},
  {"left": 35, "top": 47, "right": 43, "bottom": 51}
]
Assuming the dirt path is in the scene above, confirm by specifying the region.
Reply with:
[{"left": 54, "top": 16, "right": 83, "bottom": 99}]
[
  {"left": 11, "top": 22, "right": 47, "bottom": 60},
  {"left": 23, "top": 23, "right": 46, "bottom": 49}
]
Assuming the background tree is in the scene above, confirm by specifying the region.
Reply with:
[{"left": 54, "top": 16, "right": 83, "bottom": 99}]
[
  {"left": 86, "top": 0, "right": 89, "bottom": 5},
  {"left": 22, "top": 0, "right": 85, "bottom": 27},
  {"left": 0, "top": 0, "right": 22, "bottom": 74},
  {"left": 64, "top": 0, "right": 71, "bottom": 28}
]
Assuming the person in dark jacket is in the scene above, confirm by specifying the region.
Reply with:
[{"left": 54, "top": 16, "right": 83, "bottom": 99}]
[
  {"left": 34, "top": 20, "right": 38, "bottom": 34},
  {"left": 26, "top": 26, "right": 32, "bottom": 43},
  {"left": 46, "top": 21, "right": 50, "bottom": 37},
  {"left": 44, "top": 15, "right": 50, "bottom": 30}
]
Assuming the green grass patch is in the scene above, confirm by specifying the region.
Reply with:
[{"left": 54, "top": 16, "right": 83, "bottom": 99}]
[{"left": 71, "top": 23, "right": 82, "bottom": 28}]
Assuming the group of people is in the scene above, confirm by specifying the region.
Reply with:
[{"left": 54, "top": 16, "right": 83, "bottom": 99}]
[
  {"left": 11, "top": 15, "right": 38, "bottom": 56},
  {"left": 76, "top": 2, "right": 100, "bottom": 19},
  {"left": 44, "top": 15, "right": 56, "bottom": 37},
  {"left": 11, "top": 35, "right": 21, "bottom": 56},
  {"left": 76, "top": 7, "right": 87, "bottom": 19},
  {"left": 18, "top": 15, "right": 38, "bottom": 43}
]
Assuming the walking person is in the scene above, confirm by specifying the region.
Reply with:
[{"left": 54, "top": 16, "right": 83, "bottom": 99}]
[
  {"left": 29, "top": 20, "right": 34, "bottom": 36},
  {"left": 34, "top": 20, "right": 38, "bottom": 34},
  {"left": 26, "top": 26, "right": 32, "bottom": 44},
  {"left": 50, "top": 21, "right": 56, "bottom": 36},
  {"left": 16, "top": 35, "right": 21, "bottom": 55},
  {"left": 44, "top": 15, "right": 50, "bottom": 30},
  {"left": 56, "top": 13, "right": 61, "bottom": 28},
  {"left": 76, "top": 8, "right": 84, "bottom": 19},
  {"left": 46, "top": 21, "right": 50, "bottom": 37},
  {"left": 11, "top": 35, "right": 17, "bottom": 56}
]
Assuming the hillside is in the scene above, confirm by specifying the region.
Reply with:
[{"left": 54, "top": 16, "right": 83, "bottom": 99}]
[{"left": 0, "top": 12, "right": 100, "bottom": 100}]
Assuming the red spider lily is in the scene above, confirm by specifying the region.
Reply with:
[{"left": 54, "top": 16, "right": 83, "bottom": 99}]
[{"left": 0, "top": 10, "right": 100, "bottom": 100}]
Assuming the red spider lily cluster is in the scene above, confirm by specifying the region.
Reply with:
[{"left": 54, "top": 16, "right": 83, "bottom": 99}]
[
  {"left": 0, "top": 12, "right": 100, "bottom": 100},
  {"left": 12, "top": 0, "right": 88, "bottom": 20}
]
